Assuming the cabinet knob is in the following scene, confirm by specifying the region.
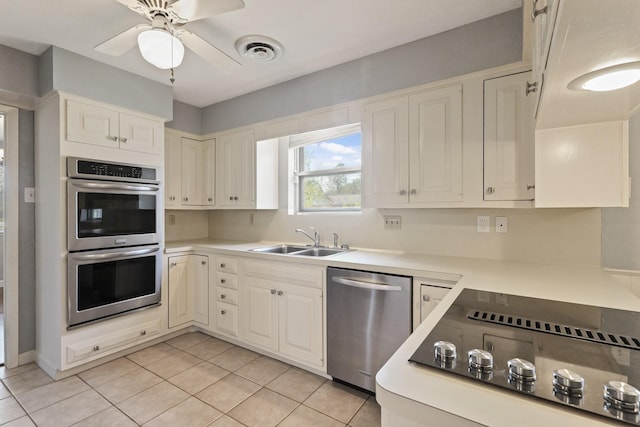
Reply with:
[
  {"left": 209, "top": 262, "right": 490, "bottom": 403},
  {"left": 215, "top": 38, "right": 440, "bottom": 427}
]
[
  {"left": 399, "top": 189, "right": 407, "bottom": 196},
  {"left": 120, "top": 137, "right": 128, "bottom": 143},
  {"left": 140, "top": 330, "right": 146, "bottom": 336},
  {"left": 531, "top": 0, "right": 548, "bottom": 22},
  {"left": 229, "top": 196, "right": 233, "bottom": 201},
  {"left": 527, "top": 184, "right": 535, "bottom": 191},
  {"left": 277, "top": 290, "right": 283, "bottom": 296},
  {"left": 170, "top": 261, "right": 177, "bottom": 267},
  {"left": 486, "top": 187, "right": 495, "bottom": 194},
  {"left": 93, "top": 345, "right": 100, "bottom": 352},
  {"left": 220, "top": 278, "right": 226, "bottom": 284},
  {"left": 526, "top": 81, "right": 538, "bottom": 95},
  {"left": 271, "top": 289, "right": 276, "bottom": 295},
  {"left": 183, "top": 197, "right": 188, "bottom": 202},
  {"left": 234, "top": 196, "right": 239, "bottom": 201},
  {"left": 220, "top": 263, "right": 225, "bottom": 268},
  {"left": 220, "top": 294, "right": 226, "bottom": 299},
  {"left": 410, "top": 189, "right": 417, "bottom": 195},
  {"left": 201, "top": 260, "right": 206, "bottom": 265},
  {"left": 220, "top": 310, "right": 226, "bottom": 315},
  {"left": 423, "top": 294, "right": 431, "bottom": 302},
  {"left": 208, "top": 197, "right": 213, "bottom": 202}
]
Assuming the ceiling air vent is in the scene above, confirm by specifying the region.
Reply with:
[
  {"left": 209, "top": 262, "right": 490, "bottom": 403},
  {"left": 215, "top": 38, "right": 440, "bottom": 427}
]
[{"left": 235, "top": 35, "right": 284, "bottom": 63}]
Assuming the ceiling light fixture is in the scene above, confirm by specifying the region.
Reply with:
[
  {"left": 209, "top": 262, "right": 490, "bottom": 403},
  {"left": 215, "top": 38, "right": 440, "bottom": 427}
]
[
  {"left": 568, "top": 61, "right": 640, "bottom": 92},
  {"left": 138, "top": 28, "right": 184, "bottom": 69}
]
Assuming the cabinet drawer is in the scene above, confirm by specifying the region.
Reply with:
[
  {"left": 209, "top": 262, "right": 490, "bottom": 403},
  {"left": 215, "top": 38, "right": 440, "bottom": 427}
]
[
  {"left": 243, "top": 259, "right": 322, "bottom": 288},
  {"left": 216, "top": 287, "right": 238, "bottom": 305},
  {"left": 216, "top": 301, "right": 238, "bottom": 337},
  {"left": 215, "top": 257, "right": 238, "bottom": 273},
  {"left": 66, "top": 319, "right": 161, "bottom": 364},
  {"left": 216, "top": 272, "right": 238, "bottom": 289}
]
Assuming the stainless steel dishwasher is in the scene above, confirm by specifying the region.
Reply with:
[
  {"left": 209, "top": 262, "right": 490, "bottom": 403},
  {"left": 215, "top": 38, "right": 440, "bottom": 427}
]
[{"left": 327, "top": 267, "right": 412, "bottom": 393}]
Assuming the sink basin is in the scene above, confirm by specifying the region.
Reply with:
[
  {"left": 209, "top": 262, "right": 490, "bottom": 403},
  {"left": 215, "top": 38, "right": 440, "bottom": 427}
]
[
  {"left": 249, "top": 245, "right": 350, "bottom": 257},
  {"left": 249, "top": 244, "right": 310, "bottom": 254},
  {"left": 290, "top": 248, "right": 347, "bottom": 257}
]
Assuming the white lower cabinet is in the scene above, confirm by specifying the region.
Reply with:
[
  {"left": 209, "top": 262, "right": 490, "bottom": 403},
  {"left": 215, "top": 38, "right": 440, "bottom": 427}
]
[
  {"left": 240, "top": 259, "right": 324, "bottom": 368},
  {"left": 168, "top": 254, "right": 209, "bottom": 328}
]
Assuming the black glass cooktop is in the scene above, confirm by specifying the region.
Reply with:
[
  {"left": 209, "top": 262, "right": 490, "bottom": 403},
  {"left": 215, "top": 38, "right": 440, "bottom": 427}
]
[{"left": 409, "top": 289, "right": 640, "bottom": 425}]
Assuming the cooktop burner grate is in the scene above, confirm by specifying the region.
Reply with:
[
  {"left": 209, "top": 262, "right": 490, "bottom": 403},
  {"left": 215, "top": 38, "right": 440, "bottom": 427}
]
[{"left": 468, "top": 309, "right": 640, "bottom": 351}]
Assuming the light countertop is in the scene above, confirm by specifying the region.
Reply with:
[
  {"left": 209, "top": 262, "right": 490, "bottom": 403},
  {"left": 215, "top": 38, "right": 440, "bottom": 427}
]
[{"left": 165, "top": 238, "right": 640, "bottom": 426}]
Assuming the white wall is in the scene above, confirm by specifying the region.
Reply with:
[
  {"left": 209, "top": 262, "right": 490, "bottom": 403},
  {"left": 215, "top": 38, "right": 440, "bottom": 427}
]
[{"left": 205, "top": 208, "right": 601, "bottom": 267}]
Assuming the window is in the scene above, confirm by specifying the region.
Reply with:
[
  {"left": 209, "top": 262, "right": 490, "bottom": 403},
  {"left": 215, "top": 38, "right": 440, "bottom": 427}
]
[{"left": 290, "top": 123, "right": 361, "bottom": 213}]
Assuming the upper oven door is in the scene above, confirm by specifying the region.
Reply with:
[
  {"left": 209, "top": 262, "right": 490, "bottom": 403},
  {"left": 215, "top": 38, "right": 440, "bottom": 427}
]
[{"left": 68, "top": 178, "right": 161, "bottom": 251}]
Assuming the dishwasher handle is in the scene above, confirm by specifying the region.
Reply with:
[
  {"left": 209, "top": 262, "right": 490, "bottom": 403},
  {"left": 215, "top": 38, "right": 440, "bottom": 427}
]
[{"left": 332, "top": 276, "right": 402, "bottom": 292}]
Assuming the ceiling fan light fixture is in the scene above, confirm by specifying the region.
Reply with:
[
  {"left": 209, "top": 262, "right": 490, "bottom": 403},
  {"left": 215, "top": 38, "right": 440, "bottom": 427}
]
[
  {"left": 568, "top": 61, "right": 640, "bottom": 92},
  {"left": 138, "top": 28, "right": 184, "bottom": 69}
]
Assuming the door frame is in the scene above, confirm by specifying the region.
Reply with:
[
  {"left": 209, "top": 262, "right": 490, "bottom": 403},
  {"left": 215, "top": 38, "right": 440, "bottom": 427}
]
[{"left": 1, "top": 105, "right": 20, "bottom": 368}]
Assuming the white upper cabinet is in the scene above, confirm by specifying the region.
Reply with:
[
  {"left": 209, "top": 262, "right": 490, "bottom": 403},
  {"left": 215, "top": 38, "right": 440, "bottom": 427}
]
[
  {"left": 363, "top": 84, "right": 462, "bottom": 207},
  {"left": 484, "top": 72, "right": 535, "bottom": 201},
  {"left": 164, "top": 129, "right": 215, "bottom": 209},
  {"left": 66, "top": 99, "right": 162, "bottom": 154},
  {"left": 529, "top": 0, "right": 560, "bottom": 118},
  {"left": 216, "top": 130, "right": 256, "bottom": 208}
]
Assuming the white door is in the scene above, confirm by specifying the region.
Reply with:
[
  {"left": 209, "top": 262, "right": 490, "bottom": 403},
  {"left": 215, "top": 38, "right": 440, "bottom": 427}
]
[
  {"left": 362, "top": 97, "right": 410, "bottom": 207},
  {"left": 66, "top": 100, "right": 119, "bottom": 148},
  {"left": 240, "top": 277, "right": 278, "bottom": 351},
  {"left": 192, "top": 255, "right": 209, "bottom": 325},
  {"left": 278, "top": 283, "right": 323, "bottom": 367},
  {"left": 118, "top": 113, "right": 163, "bottom": 154},
  {"left": 168, "top": 255, "right": 192, "bottom": 328},
  {"left": 484, "top": 72, "right": 535, "bottom": 201},
  {"left": 408, "top": 85, "right": 463, "bottom": 203},
  {"left": 164, "top": 132, "right": 182, "bottom": 207}
]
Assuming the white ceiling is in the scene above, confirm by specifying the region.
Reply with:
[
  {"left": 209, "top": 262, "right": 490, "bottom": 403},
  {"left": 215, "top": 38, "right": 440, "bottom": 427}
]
[{"left": 0, "top": 0, "right": 521, "bottom": 108}]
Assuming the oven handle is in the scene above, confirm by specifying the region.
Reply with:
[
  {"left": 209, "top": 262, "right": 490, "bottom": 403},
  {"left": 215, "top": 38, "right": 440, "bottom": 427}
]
[
  {"left": 71, "top": 247, "right": 160, "bottom": 261},
  {"left": 332, "top": 276, "right": 402, "bottom": 291},
  {"left": 72, "top": 182, "right": 159, "bottom": 192}
]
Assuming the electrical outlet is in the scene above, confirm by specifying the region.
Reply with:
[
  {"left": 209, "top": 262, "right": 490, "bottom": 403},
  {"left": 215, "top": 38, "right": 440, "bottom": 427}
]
[
  {"left": 168, "top": 214, "right": 175, "bottom": 225},
  {"left": 496, "top": 216, "right": 508, "bottom": 233},
  {"left": 477, "top": 216, "right": 490, "bottom": 233},
  {"left": 24, "top": 187, "right": 35, "bottom": 203},
  {"left": 384, "top": 215, "right": 402, "bottom": 229}
]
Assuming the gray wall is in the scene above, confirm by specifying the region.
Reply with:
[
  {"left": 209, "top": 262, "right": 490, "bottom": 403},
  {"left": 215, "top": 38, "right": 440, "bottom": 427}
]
[
  {"left": 40, "top": 47, "right": 174, "bottom": 120},
  {"left": 18, "top": 109, "right": 35, "bottom": 353},
  {"left": 602, "top": 112, "right": 640, "bottom": 269},
  {"left": 201, "top": 9, "right": 523, "bottom": 134},
  {"left": 166, "top": 100, "right": 202, "bottom": 135},
  {"left": 0, "top": 45, "right": 38, "bottom": 99}
]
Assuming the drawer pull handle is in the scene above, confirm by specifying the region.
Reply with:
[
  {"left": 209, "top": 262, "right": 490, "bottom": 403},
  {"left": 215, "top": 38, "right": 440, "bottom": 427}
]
[
  {"left": 220, "top": 279, "right": 226, "bottom": 284},
  {"left": 93, "top": 345, "right": 100, "bottom": 352},
  {"left": 140, "top": 330, "right": 146, "bottom": 336},
  {"left": 220, "top": 263, "right": 226, "bottom": 268},
  {"left": 220, "top": 310, "right": 226, "bottom": 315},
  {"left": 486, "top": 187, "right": 495, "bottom": 194},
  {"left": 220, "top": 294, "right": 226, "bottom": 299},
  {"left": 527, "top": 184, "right": 535, "bottom": 190}
]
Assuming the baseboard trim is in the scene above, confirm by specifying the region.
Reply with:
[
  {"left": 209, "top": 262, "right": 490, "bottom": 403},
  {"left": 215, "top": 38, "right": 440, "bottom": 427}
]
[{"left": 18, "top": 350, "right": 35, "bottom": 365}]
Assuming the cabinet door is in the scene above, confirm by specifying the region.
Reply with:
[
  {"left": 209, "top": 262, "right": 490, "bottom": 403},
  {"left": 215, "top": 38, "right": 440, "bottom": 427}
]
[
  {"left": 216, "top": 131, "right": 256, "bottom": 208},
  {"left": 181, "top": 138, "right": 203, "bottom": 206},
  {"left": 484, "top": 72, "right": 535, "bottom": 201},
  {"left": 202, "top": 138, "right": 216, "bottom": 206},
  {"left": 168, "top": 255, "right": 192, "bottom": 328},
  {"left": 408, "top": 85, "right": 463, "bottom": 203},
  {"left": 362, "top": 97, "right": 410, "bottom": 207},
  {"left": 278, "top": 283, "right": 323, "bottom": 367},
  {"left": 240, "top": 277, "right": 278, "bottom": 351},
  {"left": 192, "top": 255, "right": 209, "bottom": 325},
  {"left": 66, "top": 100, "right": 119, "bottom": 148},
  {"left": 164, "top": 132, "right": 182, "bottom": 207},
  {"left": 119, "top": 113, "right": 163, "bottom": 154}
]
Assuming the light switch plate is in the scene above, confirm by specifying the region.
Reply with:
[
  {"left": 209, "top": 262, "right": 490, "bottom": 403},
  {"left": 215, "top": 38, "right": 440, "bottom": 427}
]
[{"left": 477, "top": 215, "right": 490, "bottom": 233}]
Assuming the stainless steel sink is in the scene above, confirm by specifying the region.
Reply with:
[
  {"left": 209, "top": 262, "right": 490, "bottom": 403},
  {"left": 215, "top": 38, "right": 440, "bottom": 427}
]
[
  {"left": 290, "top": 247, "right": 346, "bottom": 257},
  {"left": 249, "top": 244, "right": 350, "bottom": 257},
  {"left": 249, "top": 244, "right": 310, "bottom": 254}
]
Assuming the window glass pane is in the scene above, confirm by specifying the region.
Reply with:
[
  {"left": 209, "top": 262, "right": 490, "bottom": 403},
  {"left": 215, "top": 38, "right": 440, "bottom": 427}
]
[
  {"left": 301, "top": 172, "right": 361, "bottom": 210},
  {"left": 301, "top": 133, "right": 361, "bottom": 172}
]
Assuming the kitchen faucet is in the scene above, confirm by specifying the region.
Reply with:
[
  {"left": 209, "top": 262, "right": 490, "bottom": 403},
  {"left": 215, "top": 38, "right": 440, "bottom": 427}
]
[{"left": 295, "top": 227, "right": 320, "bottom": 247}]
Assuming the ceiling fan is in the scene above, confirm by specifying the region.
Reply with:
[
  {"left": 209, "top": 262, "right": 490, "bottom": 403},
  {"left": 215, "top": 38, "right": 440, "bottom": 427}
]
[{"left": 94, "top": 0, "right": 244, "bottom": 72}]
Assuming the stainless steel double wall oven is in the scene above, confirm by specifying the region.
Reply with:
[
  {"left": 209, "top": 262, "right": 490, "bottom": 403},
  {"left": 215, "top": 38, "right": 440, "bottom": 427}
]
[{"left": 67, "top": 157, "right": 162, "bottom": 327}]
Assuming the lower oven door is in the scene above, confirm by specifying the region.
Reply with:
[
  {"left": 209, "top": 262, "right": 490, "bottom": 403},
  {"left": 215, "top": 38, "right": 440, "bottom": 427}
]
[{"left": 67, "top": 245, "right": 161, "bottom": 328}]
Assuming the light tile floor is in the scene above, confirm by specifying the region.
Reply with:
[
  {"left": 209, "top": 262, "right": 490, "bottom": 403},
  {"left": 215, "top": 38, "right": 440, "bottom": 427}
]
[{"left": 0, "top": 332, "right": 381, "bottom": 426}]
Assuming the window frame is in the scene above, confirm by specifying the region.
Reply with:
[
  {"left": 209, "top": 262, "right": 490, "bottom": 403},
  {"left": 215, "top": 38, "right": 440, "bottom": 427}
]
[{"left": 289, "top": 123, "right": 362, "bottom": 214}]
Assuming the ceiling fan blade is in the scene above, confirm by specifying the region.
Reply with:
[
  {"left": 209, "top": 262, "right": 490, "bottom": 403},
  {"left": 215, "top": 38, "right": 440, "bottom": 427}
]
[
  {"left": 114, "top": 0, "right": 149, "bottom": 18},
  {"left": 178, "top": 30, "right": 241, "bottom": 73},
  {"left": 169, "top": 0, "right": 245, "bottom": 22},
  {"left": 94, "top": 24, "right": 150, "bottom": 56}
]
